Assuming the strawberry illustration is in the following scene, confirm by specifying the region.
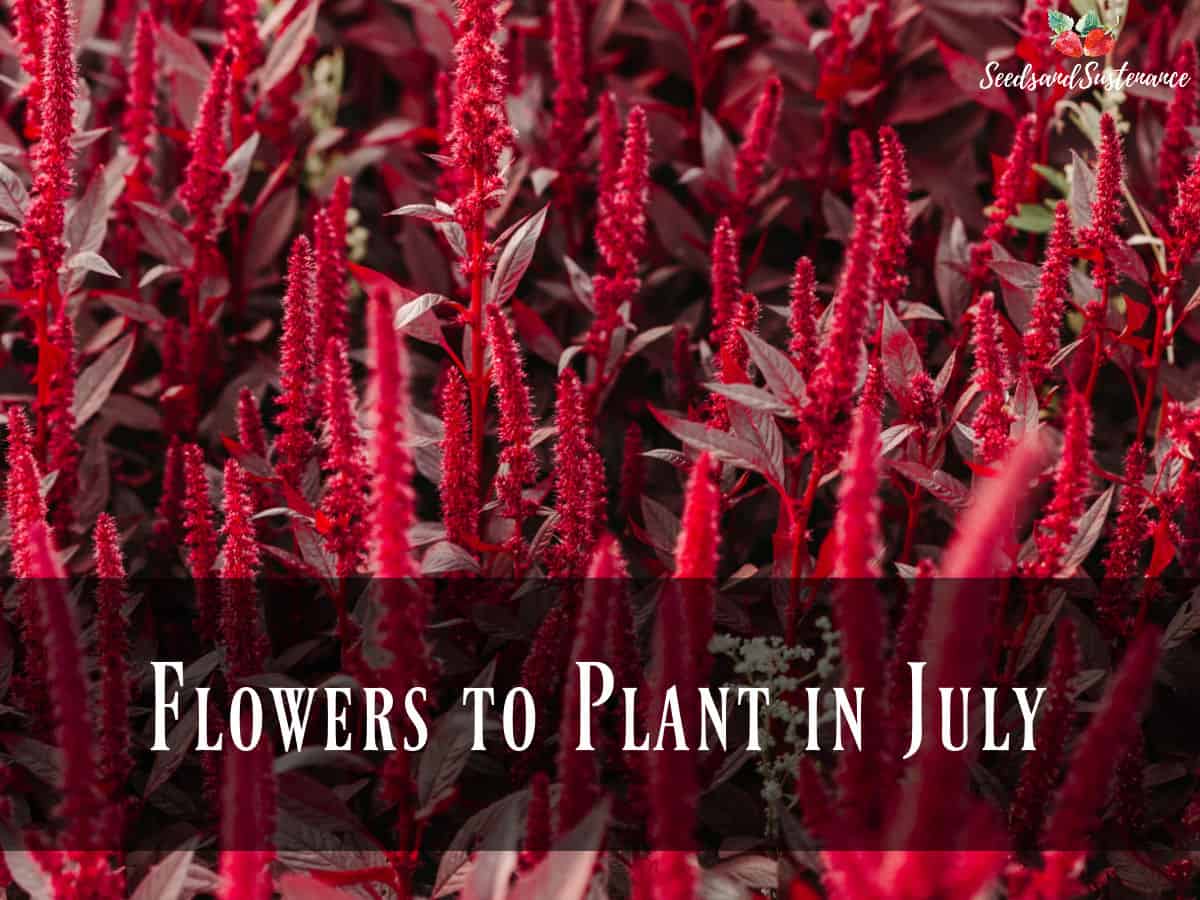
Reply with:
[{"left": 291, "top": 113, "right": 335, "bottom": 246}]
[
  {"left": 1053, "top": 30, "right": 1084, "bottom": 57},
  {"left": 1084, "top": 28, "right": 1116, "bottom": 57}
]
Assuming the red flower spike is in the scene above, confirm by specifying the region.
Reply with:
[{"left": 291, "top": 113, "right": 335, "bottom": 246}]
[
  {"left": 829, "top": 393, "right": 887, "bottom": 839},
  {"left": 122, "top": 11, "right": 157, "bottom": 197},
  {"left": 733, "top": 76, "right": 783, "bottom": 210},
  {"left": 1102, "top": 443, "right": 1150, "bottom": 583},
  {"left": 484, "top": 306, "right": 538, "bottom": 526},
  {"left": 27, "top": 522, "right": 100, "bottom": 851},
  {"left": 804, "top": 134, "right": 878, "bottom": 466},
  {"left": 1041, "top": 628, "right": 1160, "bottom": 850},
  {"left": 153, "top": 438, "right": 186, "bottom": 551},
  {"left": 1011, "top": 620, "right": 1079, "bottom": 848},
  {"left": 547, "top": 369, "right": 605, "bottom": 577},
  {"left": 1022, "top": 202, "right": 1074, "bottom": 389},
  {"left": 438, "top": 367, "right": 479, "bottom": 549},
  {"left": 603, "top": 105, "right": 651, "bottom": 280},
  {"left": 706, "top": 291, "right": 759, "bottom": 429},
  {"left": 1159, "top": 43, "right": 1198, "bottom": 206},
  {"left": 315, "top": 177, "right": 353, "bottom": 350},
  {"left": 596, "top": 91, "right": 622, "bottom": 218},
  {"left": 556, "top": 536, "right": 624, "bottom": 836},
  {"left": 5, "top": 406, "right": 49, "bottom": 579},
  {"left": 1025, "top": 392, "right": 1093, "bottom": 578},
  {"left": 274, "top": 235, "right": 317, "bottom": 490},
  {"left": 985, "top": 114, "right": 1038, "bottom": 247},
  {"left": 236, "top": 388, "right": 268, "bottom": 461},
  {"left": 10, "top": 0, "right": 46, "bottom": 138},
  {"left": 93, "top": 513, "right": 132, "bottom": 846},
  {"left": 180, "top": 50, "right": 232, "bottom": 248},
  {"left": 368, "top": 290, "right": 418, "bottom": 580},
  {"left": 892, "top": 439, "right": 1044, "bottom": 852},
  {"left": 788, "top": 257, "right": 818, "bottom": 381},
  {"left": 708, "top": 216, "right": 742, "bottom": 347},
  {"left": 1080, "top": 114, "right": 1124, "bottom": 262},
  {"left": 218, "top": 729, "right": 275, "bottom": 900},
  {"left": 549, "top": 0, "right": 587, "bottom": 181},
  {"left": 183, "top": 443, "right": 220, "bottom": 641},
  {"left": 833, "top": 395, "right": 882, "bottom": 580},
  {"left": 869, "top": 126, "right": 912, "bottom": 318},
  {"left": 1169, "top": 150, "right": 1200, "bottom": 270},
  {"left": 13, "top": 0, "right": 77, "bottom": 290},
  {"left": 449, "top": 0, "right": 514, "bottom": 247},
  {"left": 673, "top": 453, "right": 720, "bottom": 583},
  {"left": 972, "top": 292, "right": 1015, "bottom": 466},
  {"left": 319, "top": 338, "right": 370, "bottom": 578},
  {"left": 220, "top": 458, "right": 266, "bottom": 679}
]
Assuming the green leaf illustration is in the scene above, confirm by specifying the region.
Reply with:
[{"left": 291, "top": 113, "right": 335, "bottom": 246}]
[
  {"left": 1048, "top": 10, "right": 1075, "bottom": 34},
  {"left": 1075, "top": 10, "right": 1102, "bottom": 35}
]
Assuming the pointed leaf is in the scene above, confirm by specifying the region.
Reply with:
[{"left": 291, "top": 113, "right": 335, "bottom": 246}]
[
  {"left": 74, "top": 333, "right": 135, "bottom": 426},
  {"left": 490, "top": 205, "right": 548, "bottom": 306}
]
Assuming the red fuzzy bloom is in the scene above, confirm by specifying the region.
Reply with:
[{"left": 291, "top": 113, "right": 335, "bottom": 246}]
[
  {"left": 180, "top": 50, "right": 232, "bottom": 247},
  {"left": 1080, "top": 114, "right": 1124, "bottom": 258},
  {"left": 588, "top": 105, "right": 650, "bottom": 365},
  {"left": 220, "top": 459, "right": 266, "bottom": 679},
  {"left": 673, "top": 453, "right": 720, "bottom": 583},
  {"left": 708, "top": 216, "right": 742, "bottom": 346},
  {"left": 484, "top": 305, "right": 538, "bottom": 523},
  {"left": 804, "top": 132, "right": 877, "bottom": 466},
  {"left": 1011, "top": 620, "right": 1079, "bottom": 848},
  {"left": 368, "top": 290, "right": 418, "bottom": 580},
  {"left": 834, "top": 396, "right": 882, "bottom": 579},
  {"left": 449, "top": 0, "right": 514, "bottom": 245},
  {"left": 1022, "top": 202, "right": 1073, "bottom": 388},
  {"left": 985, "top": 114, "right": 1037, "bottom": 247},
  {"left": 1026, "top": 392, "right": 1092, "bottom": 578},
  {"left": 319, "top": 339, "right": 370, "bottom": 578},
  {"left": 93, "top": 513, "right": 132, "bottom": 845},
  {"left": 13, "top": 0, "right": 77, "bottom": 289},
  {"left": 556, "top": 537, "right": 624, "bottom": 835},
  {"left": 44, "top": 309, "right": 79, "bottom": 543},
  {"left": 314, "top": 178, "right": 352, "bottom": 351},
  {"left": 706, "top": 291, "right": 759, "bottom": 429},
  {"left": 5, "top": 406, "right": 48, "bottom": 578},
  {"left": 122, "top": 11, "right": 158, "bottom": 201},
  {"left": 218, "top": 733, "right": 275, "bottom": 900},
  {"left": 869, "top": 126, "right": 911, "bottom": 317},
  {"left": 972, "top": 292, "right": 1014, "bottom": 466},
  {"left": 236, "top": 388, "right": 269, "bottom": 461},
  {"left": 183, "top": 443, "right": 217, "bottom": 579},
  {"left": 10, "top": 0, "right": 46, "bottom": 138},
  {"left": 1102, "top": 443, "right": 1150, "bottom": 582},
  {"left": 1169, "top": 150, "right": 1200, "bottom": 271},
  {"left": 27, "top": 522, "right": 100, "bottom": 850},
  {"left": 439, "top": 367, "right": 479, "bottom": 548},
  {"left": 829, "top": 396, "right": 887, "bottom": 838},
  {"left": 598, "top": 105, "right": 650, "bottom": 279},
  {"left": 1041, "top": 628, "right": 1160, "bottom": 850},
  {"left": 596, "top": 91, "right": 622, "bottom": 222},
  {"left": 733, "top": 76, "right": 782, "bottom": 211},
  {"left": 183, "top": 443, "right": 220, "bottom": 641},
  {"left": 1159, "top": 43, "right": 1198, "bottom": 210},
  {"left": 788, "top": 257, "right": 818, "bottom": 381},
  {"left": 274, "top": 235, "right": 317, "bottom": 489},
  {"left": 153, "top": 438, "right": 186, "bottom": 551},
  {"left": 549, "top": 0, "right": 587, "bottom": 179},
  {"left": 547, "top": 369, "right": 605, "bottom": 576}
]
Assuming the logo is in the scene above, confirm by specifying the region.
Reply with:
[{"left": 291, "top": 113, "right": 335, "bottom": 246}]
[{"left": 1048, "top": 9, "right": 1117, "bottom": 58}]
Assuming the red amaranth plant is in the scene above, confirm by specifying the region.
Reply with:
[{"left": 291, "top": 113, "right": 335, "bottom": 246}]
[
  {"left": 971, "top": 292, "right": 1014, "bottom": 467},
  {"left": 92, "top": 513, "right": 131, "bottom": 846},
  {"left": 274, "top": 235, "right": 317, "bottom": 490},
  {"left": 547, "top": 369, "right": 605, "bottom": 577},
  {"left": 438, "top": 367, "right": 479, "bottom": 548},
  {"left": 1021, "top": 202, "right": 1074, "bottom": 390}
]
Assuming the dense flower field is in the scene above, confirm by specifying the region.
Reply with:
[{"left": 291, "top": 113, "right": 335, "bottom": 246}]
[{"left": 2, "top": 0, "right": 1200, "bottom": 895}]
